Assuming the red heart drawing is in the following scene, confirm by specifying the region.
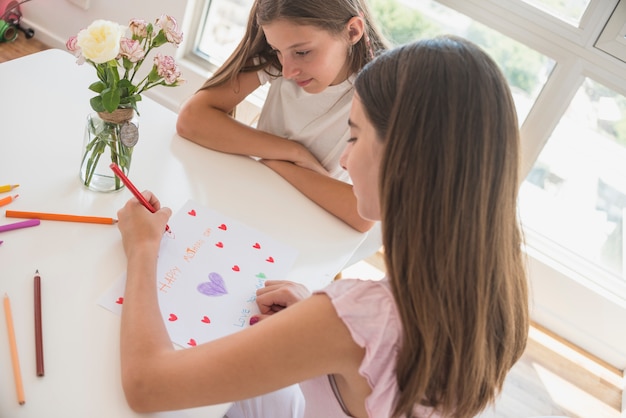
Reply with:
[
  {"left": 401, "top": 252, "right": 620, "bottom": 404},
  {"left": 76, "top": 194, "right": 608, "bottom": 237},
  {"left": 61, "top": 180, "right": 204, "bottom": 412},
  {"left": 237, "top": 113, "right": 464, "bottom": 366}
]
[
  {"left": 218, "top": 224, "right": 227, "bottom": 230},
  {"left": 115, "top": 297, "right": 124, "bottom": 305},
  {"left": 188, "top": 209, "right": 196, "bottom": 216},
  {"left": 215, "top": 241, "right": 224, "bottom": 248},
  {"left": 168, "top": 313, "right": 178, "bottom": 321},
  {"left": 232, "top": 265, "right": 240, "bottom": 272},
  {"left": 188, "top": 339, "right": 197, "bottom": 347},
  {"left": 253, "top": 243, "right": 261, "bottom": 249},
  {"left": 266, "top": 256, "right": 274, "bottom": 263},
  {"left": 201, "top": 316, "right": 211, "bottom": 323}
]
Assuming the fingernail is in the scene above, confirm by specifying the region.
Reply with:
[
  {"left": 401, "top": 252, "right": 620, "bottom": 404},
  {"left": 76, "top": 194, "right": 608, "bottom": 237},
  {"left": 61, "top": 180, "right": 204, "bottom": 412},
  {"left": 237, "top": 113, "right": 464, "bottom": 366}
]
[{"left": 249, "top": 316, "right": 259, "bottom": 326}]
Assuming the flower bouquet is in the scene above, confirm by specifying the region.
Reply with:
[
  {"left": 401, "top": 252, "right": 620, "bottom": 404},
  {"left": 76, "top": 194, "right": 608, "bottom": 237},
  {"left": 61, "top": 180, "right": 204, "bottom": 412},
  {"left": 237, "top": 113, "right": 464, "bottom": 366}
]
[{"left": 67, "top": 15, "right": 184, "bottom": 192}]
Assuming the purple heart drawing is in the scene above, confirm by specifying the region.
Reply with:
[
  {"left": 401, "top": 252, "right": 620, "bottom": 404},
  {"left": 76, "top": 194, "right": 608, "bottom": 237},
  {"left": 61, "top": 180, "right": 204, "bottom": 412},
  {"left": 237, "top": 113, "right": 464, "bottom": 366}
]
[{"left": 197, "top": 272, "right": 228, "bottom": 296}]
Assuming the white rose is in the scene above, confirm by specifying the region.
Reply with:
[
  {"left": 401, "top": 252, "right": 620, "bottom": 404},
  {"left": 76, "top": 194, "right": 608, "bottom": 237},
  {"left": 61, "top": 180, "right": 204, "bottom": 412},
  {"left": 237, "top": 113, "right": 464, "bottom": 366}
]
[{"left": 77, "top": 20, "right": 125, "bottom": 64}]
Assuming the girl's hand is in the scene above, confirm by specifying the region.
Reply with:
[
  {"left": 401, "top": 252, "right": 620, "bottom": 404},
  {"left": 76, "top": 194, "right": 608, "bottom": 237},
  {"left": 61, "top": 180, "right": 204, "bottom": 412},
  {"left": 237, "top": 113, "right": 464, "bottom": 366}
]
[
  {"left": 252, "top": 280, "right": 311, "bottom": 322},
  {"left": 282, "top": 142, "right": 330, "bottom": 176},
  {"left": 117, "top": 190, "right": 172, "bottom": 259}
]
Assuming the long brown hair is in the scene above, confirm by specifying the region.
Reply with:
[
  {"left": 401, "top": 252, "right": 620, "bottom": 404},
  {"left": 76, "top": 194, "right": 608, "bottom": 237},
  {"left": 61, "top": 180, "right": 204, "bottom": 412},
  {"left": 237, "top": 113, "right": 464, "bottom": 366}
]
[
  {"left": 355, "top": 36, "right": 529, "bottom": 417},
  {"left": 199, "top": 0, "right": 388, "bottom": 92}
]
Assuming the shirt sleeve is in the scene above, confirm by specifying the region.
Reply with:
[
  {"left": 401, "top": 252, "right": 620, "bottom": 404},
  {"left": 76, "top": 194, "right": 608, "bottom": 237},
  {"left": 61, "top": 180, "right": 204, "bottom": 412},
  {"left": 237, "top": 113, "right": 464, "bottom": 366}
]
[{"left": 315, "top": 279, "right": 402, "bottom": 418}]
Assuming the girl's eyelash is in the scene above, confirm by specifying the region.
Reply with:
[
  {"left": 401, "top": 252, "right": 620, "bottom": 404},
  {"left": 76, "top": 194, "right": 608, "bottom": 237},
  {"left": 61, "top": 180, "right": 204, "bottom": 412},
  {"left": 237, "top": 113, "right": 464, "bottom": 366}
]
[
  {"left": 295, "top": 51, "right": 310, "bottom": 56},
  {"left": 347, "top": 137, "right": 357, "bottom": 143}
]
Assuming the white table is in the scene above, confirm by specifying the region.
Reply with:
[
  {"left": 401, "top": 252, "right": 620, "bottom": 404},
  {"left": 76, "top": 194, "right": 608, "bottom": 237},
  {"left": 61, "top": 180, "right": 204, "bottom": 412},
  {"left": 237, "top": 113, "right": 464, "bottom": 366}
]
[{"left": 0, "top": 49, "right": 365, "bottom": 417}]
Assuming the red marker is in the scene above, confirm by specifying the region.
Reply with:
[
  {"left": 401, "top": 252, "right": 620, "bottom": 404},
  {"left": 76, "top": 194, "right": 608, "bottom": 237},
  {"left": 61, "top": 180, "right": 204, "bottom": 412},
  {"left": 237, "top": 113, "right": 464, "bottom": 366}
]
[{"left": 109, "top": 163, "right": 170, "bottom": 232}]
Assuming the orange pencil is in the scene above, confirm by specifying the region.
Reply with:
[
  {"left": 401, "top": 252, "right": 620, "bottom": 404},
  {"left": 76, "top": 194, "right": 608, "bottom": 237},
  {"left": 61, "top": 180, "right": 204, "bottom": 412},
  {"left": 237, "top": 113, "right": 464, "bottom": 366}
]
[
  {"left": 5, "top": 210, "right": 117, "bottom": 225},
  {"left": 4, "top": 293, "right": 25, "bottom": 405},
  {"left": 0, "top": 194, "right": 18, "bottom": 207}
]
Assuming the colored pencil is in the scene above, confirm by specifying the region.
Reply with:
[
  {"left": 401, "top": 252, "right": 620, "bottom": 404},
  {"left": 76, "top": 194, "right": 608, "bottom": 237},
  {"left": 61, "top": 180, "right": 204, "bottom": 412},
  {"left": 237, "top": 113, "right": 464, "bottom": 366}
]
[
  {"left": 0, "top": 194, "right": 19, "bottom": 207},
  {"left": 5, "top": 211, "right": 117, "bottom": 225},
  {"left": 4, "top": 293, "right": 25, "bottom": 405},
  {"left": 0, "top": 184, "right": 19, "bottom": 193},
  {"left": 0, "top": 219, "right": 40, "bottom": 233},
  {"left": 109, "top": 163, "right": 170, "bottom": 231},
  {"left": 34, "top": 270, "right": 44, "bottom": 377}
]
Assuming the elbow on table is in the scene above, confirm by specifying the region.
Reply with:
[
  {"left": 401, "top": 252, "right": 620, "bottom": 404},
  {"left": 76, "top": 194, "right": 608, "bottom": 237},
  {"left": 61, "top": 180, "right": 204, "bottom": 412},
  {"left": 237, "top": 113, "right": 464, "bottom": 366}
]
[
  {"left": 349, "top": 218, "right": 375, "bottom": 234},
  {"left": 175, "top": 111, "right": 197, "bottom": 143},
  {"left": 121, "top": 366, "right": 160, "bottom": 413}
]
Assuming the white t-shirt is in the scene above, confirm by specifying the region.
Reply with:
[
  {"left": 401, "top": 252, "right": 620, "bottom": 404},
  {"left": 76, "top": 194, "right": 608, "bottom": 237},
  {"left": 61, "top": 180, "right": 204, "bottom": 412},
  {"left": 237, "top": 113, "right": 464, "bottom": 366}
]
[{"left": 256, "top": 69, "right": 354, "bottom": 182}]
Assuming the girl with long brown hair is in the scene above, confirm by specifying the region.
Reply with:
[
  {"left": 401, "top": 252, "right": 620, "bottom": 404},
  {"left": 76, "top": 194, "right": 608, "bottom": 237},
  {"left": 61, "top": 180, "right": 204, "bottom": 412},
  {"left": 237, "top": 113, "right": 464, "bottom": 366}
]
[
  {"left": 176, "top": 0, "right": 387, "bottom": 234},
  {"left": 117, "top": 36, "right": 529, "bottom": 417}
]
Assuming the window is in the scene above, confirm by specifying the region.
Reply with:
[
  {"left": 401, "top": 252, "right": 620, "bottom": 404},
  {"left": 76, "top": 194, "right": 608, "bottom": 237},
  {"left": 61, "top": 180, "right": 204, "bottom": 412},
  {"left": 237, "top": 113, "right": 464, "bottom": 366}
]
[
  {"left": 186, "top": 0, "right": 626, "bottom": 369},
  {"left": 195, "top": 0, "right": 254, "bottom": 67},
  {"left": 520, "top": 0, "right": 591, "bottom": 25},
  {"left": 519, "top": 78, "right": 626, "bottom": 296}
]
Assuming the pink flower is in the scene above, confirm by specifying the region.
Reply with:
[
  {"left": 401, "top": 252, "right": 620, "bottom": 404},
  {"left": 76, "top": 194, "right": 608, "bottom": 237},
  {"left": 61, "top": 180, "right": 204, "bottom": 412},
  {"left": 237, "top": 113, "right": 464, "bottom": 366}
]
[
  {"left": 128, "top": 18, "right": 148, "bottom": 39},
  {"left": 66, "top": 35, "right": 79, "bottom": 52},
  {"left": 155, "top": 15, "right": 183, "bottom": 45},
  {"left": 119, "top": 38, "right": 145, "bottom": 62},
  {"left": 154, "top": 53, "right": 183, "bottom": 85},
  {"left": 66, "top": 35, "right": 85, "bottom": 64}
]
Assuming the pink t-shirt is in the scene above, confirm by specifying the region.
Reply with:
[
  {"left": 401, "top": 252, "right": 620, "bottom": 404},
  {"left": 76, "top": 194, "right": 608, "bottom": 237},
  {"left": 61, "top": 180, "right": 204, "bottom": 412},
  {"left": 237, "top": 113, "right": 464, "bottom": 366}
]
[{"left": 299, "top": 278, "right": 441, "bottom": 418}]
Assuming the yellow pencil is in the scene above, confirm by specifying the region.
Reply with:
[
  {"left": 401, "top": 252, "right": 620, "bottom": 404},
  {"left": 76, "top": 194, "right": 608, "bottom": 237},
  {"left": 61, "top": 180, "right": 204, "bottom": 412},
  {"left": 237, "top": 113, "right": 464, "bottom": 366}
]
[
  {"left": 0, "top": 184, "right": 19, "bottom": 193},
  {"left": 4, "top": 293, "right": 25, "bottom": 405}
]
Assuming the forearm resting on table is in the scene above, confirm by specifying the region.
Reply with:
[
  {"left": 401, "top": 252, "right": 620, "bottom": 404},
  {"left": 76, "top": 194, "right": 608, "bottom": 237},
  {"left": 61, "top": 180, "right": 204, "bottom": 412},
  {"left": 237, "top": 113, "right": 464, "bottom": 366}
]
[
  {"left": 262, "top": 159, "right": 374, "bottom": 233},
  {"left": 120, "top": 252, "right": 177, "bottom": 410},
  {"left": 176, "top": 105, "right": 309, "bottom": 163}
]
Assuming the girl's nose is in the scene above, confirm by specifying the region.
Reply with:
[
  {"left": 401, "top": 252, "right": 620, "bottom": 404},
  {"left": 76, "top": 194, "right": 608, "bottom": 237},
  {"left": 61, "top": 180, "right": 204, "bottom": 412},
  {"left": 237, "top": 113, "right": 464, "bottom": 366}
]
[
  {"left": 339, "top": 143, "right": 351, "bottom": 171},
  {"left": 281, "top": 56, "right": 300, "bottom": 79}
]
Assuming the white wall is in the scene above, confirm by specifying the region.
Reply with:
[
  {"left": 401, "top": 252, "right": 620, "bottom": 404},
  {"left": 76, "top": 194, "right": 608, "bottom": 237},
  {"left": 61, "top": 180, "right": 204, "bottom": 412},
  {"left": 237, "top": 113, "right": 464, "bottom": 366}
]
[{"left": 18, "top": 0, "right": 211, "bottom": 112}]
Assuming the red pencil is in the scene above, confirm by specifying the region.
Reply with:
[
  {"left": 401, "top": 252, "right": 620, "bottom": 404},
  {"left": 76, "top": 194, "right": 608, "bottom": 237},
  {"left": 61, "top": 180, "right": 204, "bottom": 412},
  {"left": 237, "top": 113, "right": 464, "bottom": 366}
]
[{"left": 109, "top": 163, "right": 170, "bottom": 232}]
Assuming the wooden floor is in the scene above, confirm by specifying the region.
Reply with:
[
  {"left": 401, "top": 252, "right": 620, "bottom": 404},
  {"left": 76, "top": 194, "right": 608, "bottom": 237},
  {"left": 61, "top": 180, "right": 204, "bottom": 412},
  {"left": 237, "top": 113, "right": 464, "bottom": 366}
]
[{"left": 2, "top": 33, "right": 623, "bottom": 418}]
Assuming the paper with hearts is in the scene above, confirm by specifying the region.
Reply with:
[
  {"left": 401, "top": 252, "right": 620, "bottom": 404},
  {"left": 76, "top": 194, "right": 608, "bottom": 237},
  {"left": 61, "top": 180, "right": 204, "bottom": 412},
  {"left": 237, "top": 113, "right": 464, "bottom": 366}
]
[{"left": 99, "top": 199, "right": 299, "bottom": 348}]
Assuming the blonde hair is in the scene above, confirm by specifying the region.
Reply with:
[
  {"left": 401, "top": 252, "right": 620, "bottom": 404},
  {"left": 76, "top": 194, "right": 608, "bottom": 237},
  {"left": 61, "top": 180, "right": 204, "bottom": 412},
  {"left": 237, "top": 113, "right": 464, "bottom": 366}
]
[
  {"left": 199, "top": 0, "right": 388, "bottom": 93},
  {"left": 355, "top": 36, "right": 529, "bottom": 417}
]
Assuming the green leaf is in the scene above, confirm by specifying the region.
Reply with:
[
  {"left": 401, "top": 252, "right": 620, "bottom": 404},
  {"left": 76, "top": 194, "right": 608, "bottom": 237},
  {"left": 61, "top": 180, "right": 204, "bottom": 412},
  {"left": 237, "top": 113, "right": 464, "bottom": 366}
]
[
  {"left": 118, "top": 79, "right": 136, "bottom": 95},
  {"left": 89, "top": 96, "right": 105, "bottom": 112},
  {"left": 106, "top": 62, "right": 120, "bottom": 85},
  {"left": 101, "top": 88, "right": 121, "bottom": 113},
  {"left": 88, "top": 81, "right": 106, "bottom": 93}
]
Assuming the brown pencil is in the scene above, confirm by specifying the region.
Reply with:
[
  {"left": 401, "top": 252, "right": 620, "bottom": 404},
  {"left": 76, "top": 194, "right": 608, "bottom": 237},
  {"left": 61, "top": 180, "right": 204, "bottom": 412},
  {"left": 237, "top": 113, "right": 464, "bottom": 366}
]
[
  {"left": 5, "top": 210, "right": 117, "bottom": 225},
  {"left": 34, "top": 270, "right": 44, "bottom": 377}
]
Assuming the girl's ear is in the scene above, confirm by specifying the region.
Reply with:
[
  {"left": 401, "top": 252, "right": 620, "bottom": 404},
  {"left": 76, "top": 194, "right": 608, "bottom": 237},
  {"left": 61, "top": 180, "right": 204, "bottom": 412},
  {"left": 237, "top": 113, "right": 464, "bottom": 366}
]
[{"left": 346, "top": 15, "right": 365, "bottom": 44}]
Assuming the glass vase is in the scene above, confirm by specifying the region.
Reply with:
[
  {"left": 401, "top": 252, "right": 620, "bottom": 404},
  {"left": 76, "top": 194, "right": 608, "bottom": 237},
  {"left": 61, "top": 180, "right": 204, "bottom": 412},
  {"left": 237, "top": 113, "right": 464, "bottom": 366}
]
[{"left": 79, "top": 108, "right": 138, "bottom": 192}]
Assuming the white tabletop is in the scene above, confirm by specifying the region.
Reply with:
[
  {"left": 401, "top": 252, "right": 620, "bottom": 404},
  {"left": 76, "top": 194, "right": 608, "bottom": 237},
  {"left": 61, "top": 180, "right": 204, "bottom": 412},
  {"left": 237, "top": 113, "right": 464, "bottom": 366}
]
[{"left": 0, "top": 49, "right": 365, "bottom": 417}]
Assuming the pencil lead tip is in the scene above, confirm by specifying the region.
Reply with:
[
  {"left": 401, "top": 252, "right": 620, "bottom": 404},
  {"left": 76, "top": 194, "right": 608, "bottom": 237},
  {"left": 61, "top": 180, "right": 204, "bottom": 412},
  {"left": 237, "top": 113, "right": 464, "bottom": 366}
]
[{"left": 35, "top": 269, "right": 39, "bottom": 274}]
